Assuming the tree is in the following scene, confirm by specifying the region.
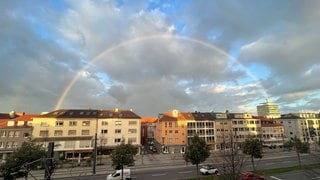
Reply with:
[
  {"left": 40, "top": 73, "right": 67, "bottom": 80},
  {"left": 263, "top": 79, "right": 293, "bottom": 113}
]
[
  {"left": 0, "top": 140, "right": 46, "bottom": 179},
  {"left": 111, "top": 143, "right": 137, "bottom": 180},
  {"left": 292, "top": 137, "right": 310, "bottom": 168},
  {"left": 242, "top": 138, "right": 263, "bottom": 171},
  {"left": 184, "top": 134, "right": 210, "bottom": 177}
]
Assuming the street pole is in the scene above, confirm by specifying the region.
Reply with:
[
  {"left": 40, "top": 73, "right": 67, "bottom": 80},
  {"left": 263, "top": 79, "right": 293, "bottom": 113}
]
[{"left": 93, "top": 133, "right": 97, "bottom": 174}]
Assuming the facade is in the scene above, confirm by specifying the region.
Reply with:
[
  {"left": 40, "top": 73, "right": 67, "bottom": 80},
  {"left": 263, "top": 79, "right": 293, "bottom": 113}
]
[
  {"left": 154, "top": 110, "right": 187, "bottom": 154},
  {"left": 257, "top": 100, "right": 281, "bottom": 118},
  {"left": 0, "top": 112, "right": 36, "bottom": 162},
  {"left": 279, "top": 113, "right": 320, "bottom": 144},
  {"left": 230, "top": 113, "right": 261, "bottom": 148},
  {"left": 213, "top": 112, "right": 231, "bottom": 150},
  {"left": 140, "top": 117, "right": 157, "bottom": 146},
  {"left": 32, "top": 109, "right": 141, "bottom": 159},
  {"left": 258, "top": 117, "right": 285, "bottom": 148},
  {"left": 183, "top": 111, "right": 216, "bottom": 151}
]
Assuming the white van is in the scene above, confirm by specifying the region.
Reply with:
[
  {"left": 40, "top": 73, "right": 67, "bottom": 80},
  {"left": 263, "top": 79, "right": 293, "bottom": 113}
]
[{"left": 106, "top": 169, "right": 131, "bottom": 180}]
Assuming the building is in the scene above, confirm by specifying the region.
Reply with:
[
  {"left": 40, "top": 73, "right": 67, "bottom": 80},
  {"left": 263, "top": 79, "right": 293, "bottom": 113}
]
[
  {"left": 230, "top": 113, "right": 261, "bottom": 148},
  {"left": 154, "top": 110, "right": 187, "bottom": 154},
  {"left": 257, "top": 116, "right": 285, "bottom": 148},
  {"left": 32, "top": 108, "right": 141, "bottom": 160},
  {"left": 257, "top": 99, "right": 281, "bottom": 118},
  {"left": 182, "top": 111, "right": 216, "bottom": 151},
  {"left": 140, "top": 117, "right": 157, "bottom": 147},
  {"left": 279, "top": 113, "right": 320, "bottom": 144},
  {"left": 0, "top": 112, "right": 36, "bottom": 162},
  {"left": 212, "top": 112, "right": 231, "bottom": 150}
]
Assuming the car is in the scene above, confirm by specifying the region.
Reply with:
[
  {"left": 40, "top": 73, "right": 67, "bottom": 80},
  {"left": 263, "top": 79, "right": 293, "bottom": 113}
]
[
  {"left": 199, "top": 165, "right": 218, "bottom": 175},
  {"left": 240, "top": 171, "right": 265, "bottom": 180},
  {"left": 106, "top": 168, "right": 131, "bottom": 180}
]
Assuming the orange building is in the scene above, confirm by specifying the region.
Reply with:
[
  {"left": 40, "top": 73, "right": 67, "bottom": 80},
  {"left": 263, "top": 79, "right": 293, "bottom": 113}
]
[{"left": 154, "top": 110, "right": 187, "bottom": 154}]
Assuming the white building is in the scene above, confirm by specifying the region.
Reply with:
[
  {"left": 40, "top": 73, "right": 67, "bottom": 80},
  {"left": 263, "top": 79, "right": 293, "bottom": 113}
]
[
  {"left": 257, "top": 99, "right": 281, "bottom": 118},
  {"left": 279, "top": 113, "right": 320, "bottom": 143}
]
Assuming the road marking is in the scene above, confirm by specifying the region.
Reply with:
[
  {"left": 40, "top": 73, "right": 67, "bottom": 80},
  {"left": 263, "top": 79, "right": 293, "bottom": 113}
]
[
  {"left": 178, "top": 171, "right": 192, "bottom": 174},
  {"left": 152, "top": 173, "right": 166, "bottom": 176},
  {"left": 270, "top": 176, "right": 283, "bottom": 180}
]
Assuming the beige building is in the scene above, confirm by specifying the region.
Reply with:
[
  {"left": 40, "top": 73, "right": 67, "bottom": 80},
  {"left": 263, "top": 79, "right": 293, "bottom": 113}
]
[
  {"left": 230, "top": 113, "right": 261, "bottom": 147},
  {"left": 32, "top": 109, "right": 141, "bottom": 159}
]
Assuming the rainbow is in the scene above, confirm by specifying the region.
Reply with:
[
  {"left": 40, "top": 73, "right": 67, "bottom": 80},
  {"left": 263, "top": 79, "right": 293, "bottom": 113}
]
[{"left": 54, "top": 34, "right": 269, "bottom": 110}]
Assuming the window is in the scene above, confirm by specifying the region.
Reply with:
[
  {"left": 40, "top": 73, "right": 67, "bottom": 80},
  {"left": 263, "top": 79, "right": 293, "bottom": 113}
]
[
  {"left": 0, "top": 142, "right": 4, "bottom": 148},
  {"left": 8, "top": 131, "right": 15, "bottom": 137},
  {"left": 54, "top": 130, "right": 63, "bottom": 136},
  {"left": 23, "top": 133, "right": 30, "bottom": 138},
  {"left": 101, "top": 121, "right": 108, "bottom": 126},
  {"left": 56, "top": 121, "right": 64, "bottom": 126},
  {"left": 15, "top": 131, "right": 20, "bottom": 137},
  {"left": 81, "top": 130, "right": 90, "bottom": 135},
  {"left": 115, "top": 129, "right": 121, "bottom": 134},
  {"left": 82, "top": 121, "right": 90, "bottom": 126},
  {"left": 115, "top": 121, "right": 122, "bottom": 126},
  {"left": 175, "top": 130, "right": 178, "bottom": 134},
  {"left": 129, "top": 121, "right": 137, "bottom": 125},
  {"left": 68, "top": 130, "right": 76, "bottom": 135},
  {"left": 101, "top": 129, "right": 108, "bottom": 134},
  {"left": 7, "top": 121, "right": 14, "bottom": 126},
  {"left": 114, "top": 138, "right": 122, "bottom": 143},
  {"left": 69, "top": 121, "right": 77, "bottom": 126},
  {"left": 128, "top": 129, "right": 136, "bottom": 134},
  {"left": 39, "top": 130, "right": 49, "bottom": 137},
  {"left": 0, "top": 131, "right": 6, "bottom": 137},
  {"left": 12, "top": 142, "right": 18, "bottom": 148},
  {"left": 17, "top": 121, "right": 24, "bottom": 126}
]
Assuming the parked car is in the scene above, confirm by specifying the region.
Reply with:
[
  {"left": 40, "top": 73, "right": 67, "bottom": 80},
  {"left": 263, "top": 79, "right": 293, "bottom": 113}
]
[
  {"left": 199, "top": 165, "right": 218, "bottom": 175},
  {"left": 106, "top": 168, "right": 131, "bottom": 180},
  {"left": 240, "top": 171, "right": 265, "bottom": 180}
]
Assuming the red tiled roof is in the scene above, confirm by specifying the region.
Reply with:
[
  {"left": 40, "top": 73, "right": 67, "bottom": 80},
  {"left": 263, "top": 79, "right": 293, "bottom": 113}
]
[{"left": 141, "top": 117, "right": 157, "bottom": 123}]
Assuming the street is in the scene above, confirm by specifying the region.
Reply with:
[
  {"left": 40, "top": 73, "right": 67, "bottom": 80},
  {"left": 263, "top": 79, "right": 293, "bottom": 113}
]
[{"left": 20, "top": 150, "right": 320, "bottom": 180}]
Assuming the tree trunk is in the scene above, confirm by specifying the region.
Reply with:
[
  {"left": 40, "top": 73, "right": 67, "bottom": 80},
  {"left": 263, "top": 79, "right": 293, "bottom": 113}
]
[
  {"left": 251, "top": 155, "right": 255, "bottom": 171},
  {"left": 196, "top": 163, "right": 199, "bottom": 179},
  {"left": 297, "top": 152, "right": 301, "bottom": 168}
]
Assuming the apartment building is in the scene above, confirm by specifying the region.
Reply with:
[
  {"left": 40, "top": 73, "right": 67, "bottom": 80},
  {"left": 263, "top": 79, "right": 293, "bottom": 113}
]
[
  {"left": 140, "top": 117, "right": 157, "bottom": 146},
  {"left": 279, "top": 113, "right": 320, "bottom": 144},
  {"left": 230, "top": 113, "right": 261, "bottom": 147},
  {"left": 0, "top": 112, "right": 36, "bottom": 162},
  {"left": 182, "top": 111, "right": 216, "bottom": 151},
  {"left": 154, "top": 110, "right": 187, "bottom": 154},
  {"left": 258, "top": 117, "right": 285, "bottom": 148},
  {"left": 212, "top": 112, "right": 232, "bottom": 150},
  {"left": 32, "top": 108, "right": 141, "bottom": 159}
]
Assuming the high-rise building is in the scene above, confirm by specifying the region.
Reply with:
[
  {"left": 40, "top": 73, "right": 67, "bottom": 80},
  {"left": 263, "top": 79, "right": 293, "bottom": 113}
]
[{"left": 257, "top": 99, "right": 281, "bottom": 118}]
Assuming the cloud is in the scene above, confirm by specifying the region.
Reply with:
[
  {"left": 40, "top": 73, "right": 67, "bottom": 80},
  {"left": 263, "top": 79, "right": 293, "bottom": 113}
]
[{"left": 1, "top": 0, "right": 319, "bottom": 116}]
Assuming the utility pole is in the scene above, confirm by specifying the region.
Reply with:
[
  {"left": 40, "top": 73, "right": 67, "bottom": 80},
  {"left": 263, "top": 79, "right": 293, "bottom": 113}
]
[
  {"left": 93, "top": 133, "right": 97, "bottom": 174},
  {"left": 44, "top": 142, "right": 54, "bottom": 180}
]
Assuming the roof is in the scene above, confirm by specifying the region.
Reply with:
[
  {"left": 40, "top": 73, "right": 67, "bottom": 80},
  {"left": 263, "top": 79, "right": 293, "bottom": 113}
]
[
  {"left": 158, "top": 114, "right": 178, "bottom": 122},
  {"left": 0, "top": 114, "right": 38, "bottom": 128},
  {"left": 39, "top": 109, "right": 141, "bottom": 119},
  {"left": 141, "top": 117, "right": 157, "bottom": 123},
  {"left": 180, "top": 112, "right": 216, "bottom": 120},
  {"left": 260, "top": 119, "right": 283, "bottom": 127}
]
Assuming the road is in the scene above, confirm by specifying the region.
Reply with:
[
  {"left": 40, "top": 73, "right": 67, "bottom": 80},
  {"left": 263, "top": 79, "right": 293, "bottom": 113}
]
[
  {"left": 20, "top": 150, "right": 320, "bottom": 180},
  {"left": 53, "top": 153, "right": 320, "bottom": 180}
]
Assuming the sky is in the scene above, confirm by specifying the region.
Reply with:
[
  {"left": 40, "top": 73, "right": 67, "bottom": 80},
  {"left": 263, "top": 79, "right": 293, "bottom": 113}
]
[{"left": 1, "top": 0, "right": 320, "bottom": 116}]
